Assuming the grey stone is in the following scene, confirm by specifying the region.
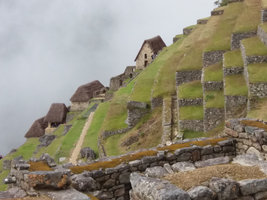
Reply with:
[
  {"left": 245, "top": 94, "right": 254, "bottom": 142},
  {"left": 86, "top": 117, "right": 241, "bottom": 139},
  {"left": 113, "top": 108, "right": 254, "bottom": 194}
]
[
  {"left": 172, "top": 162, "right": 196, "bottom": 172},
  {"left": 39, "top": 153, "right": 57, "bottom": 167},
  {"left": 71, "top": 174, "right": 97, "bottom": 192},
  {"left": 163, "top": 163, "right": 174, "bottom": 174},
  {"left": 3, "top": 160, "right": 11, "bottom": 170},
  {"left": 176, "top": 70, "right": 202, "bottom": 86},
  {"left": 145, "top": 166, "right": 168, "bottom": 178},
  {"left": 239, "top": 179, "right": 267, "bottom": 196},
  {"left": 195, "top": 157, "right": 230, "bottom": 168},
  {"left": 8, "top": 187, "right": 27, "bottom": 198},
  {"left": 179, "top": 120, "right": 204, "bottom": 132},
  {"left": 80, "top": 147, "right": 96, "bottom": 160},
  {"left": 103, "top": 179, "right": 116, "bottom": 189},
  {"left": 119, "top": 173, "right": 130, "bottom": 184},
  {"left": 245, "top": 126, "right": 259, "bottom": 134},
  {"left": 209, "top": 177, "right": 240, "bottom": 200},
  {"left": 246, "top": 147, "right": 263, "bottom": 160},
  {"left": 231, "top": 31, "right": 256, "bottom": 50},
  {"left": 130, "top": 172, "right": 191, "bottom": 200},
  {"left": 188, "top": 186, "right": 216, "bottom": 200},
  {"left": 45, "top": 188, "right": 90, "bottom": 200},
  {"left": 59, "top": 157, "right": 66, "bottom": 163},
  {"left": 254, "top": 191, "right": 267, "bottom": 200},
  {"left": 38, "top": 134, "right": 56, "bottom": 147},
  {"left": 201, "top": 145, "right": 214, "bottom": 155},
  {"left": 204, "top": 108, "right": 225, "bottom": 132}
]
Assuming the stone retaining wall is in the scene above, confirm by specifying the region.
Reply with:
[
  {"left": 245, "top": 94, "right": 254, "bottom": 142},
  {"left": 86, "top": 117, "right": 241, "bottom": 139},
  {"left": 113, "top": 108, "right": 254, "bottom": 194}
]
[
  {"left": 258, "top": 25, "right": 267, "bottom": 47},
  {"left": 225, "top": 95, "right": 247, "bottom": 119},
  {"left": 224, "top": 67, "right": 244, "bottom": 76},
  {"left": 203, "top": 50, "right": 225, "bottom": 67},
  {"left": 178, "top": 98, "right": 203, "bottom": 107},
  {"left": 211, "top": 10, "right": 224, "bottom": 16},
  {"left": 176, "top": 70, "right": 202, "bottom": 86},
  {"left": 151, "top": 97, "right": 163, "bottom": 109},
  {"left": 231, "top": 31, "right": 256, "bottom": 50},
  {"left": 102, "top": 128, "right": 131, "bottom": 140},
  {"left": 179, "top": 120, "right": 204, "bottom": 132},
  {"left": 262, "top": 9, "right": 267, "bottom": 22},
  {"left": 249, "top": 82, "right": 267, "bottom": 98},
  {"left": 203, "top": 81, "right": 224, "bottom": 91},
  {"left": 127, "top": 101, "right": 149, "bottom": 128},
  {"left": 197, "top": 19, "right": 208, "bottom": 24},
  {"left": 225, "top": 118, "right": 267, "bottom": 160},
  {"left": 204, "top": 108, "right": 225, "bottom": 132},
  {"left": 162, "top": 98, "right": 172, "bottom": 145},
  {"left": 183, "top": 27, "right": 194, "bottom": 35},
  {"left": 241, "top": 43, "right": 267, "bottom": 65}
]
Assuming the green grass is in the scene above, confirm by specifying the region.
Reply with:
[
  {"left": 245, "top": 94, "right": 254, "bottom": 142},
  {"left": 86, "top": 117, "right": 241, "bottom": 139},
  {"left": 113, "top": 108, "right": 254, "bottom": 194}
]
[
  {"left": 104, "top": 134, "right": 125, "bottom": 156},
  {"left": 205, "top": 91, "right": 225, "bottom": 108},
  {"left": 204, "top": 62, "right": 223, "bottom": 81},
  {"left": 224, "top": 50, "right": 244, "bottom": 68},
  {"left": 174, "top": 34, "right": 184, "bottom": 40},
  {"left": 225, "top": 75, "right": 248, "bottom": 96},
  {"left": 233, "top": 0, "right": 261, "bottom": 33},
  {"left": 242, "top": 37, "right": 267, "bottom": 56},
  {"left": 206, "top": 2, "right": 244, "bottom": 51},
  {"left": 248, "top": 63, "right": 267, "bottom": 83},
  {"left": 102, "top": 80, "right": 135, "bottom": 131},
  {"left": 178, "top": 81, "right": 203, "bottom": 99},
  {"left": 82, "top": 102, "right": 110, "bottom": 156},
  {"left": 179, "top": 106, "right": 204, "bottom": 120},
  {"left": 247, "top": 97, "right": 267, "bottom": 121},
  {"left": 260, "top": 23, "right": 267, "bottom": 33},
  {"left": 183, "top": 130, "right": 206, "bottom": 139}
]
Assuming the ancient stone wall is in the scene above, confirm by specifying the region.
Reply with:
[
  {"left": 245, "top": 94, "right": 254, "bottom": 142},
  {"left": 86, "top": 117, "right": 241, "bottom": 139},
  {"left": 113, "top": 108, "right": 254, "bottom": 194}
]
[
  {"left": 136, "top": 43, "right": 154, "bottom": 70},
  {"left": 162, "top": 98, "right": 172, "bottom": 145},
  {"left": 151, "top": 97, "right": 163, "bottom": 109},
  {"left": 241, "top": 43, "right": 267, "bottom": 65},
  {"left": 258, "top": 25, "right": 267, "bottom": 47},
  {"left": 224, "top": 67, "right": 244, "bottom": 76},
  {"left": 178, "top": 98, "right": 203, "bottom": 107},
  {"left": 249, "top": 83, "right": 267, "bottom": 98},
  {"left": 70, "top": 102, "right": 89, "bottom": 112},
  {"left": 183, "top": 27, "right": 194, "bottom": 35},
  {"left": 262, "top": 9, "right": 267, "bottom": 22},
  {"left": 203, "top": 50, "right": 225, "bottom": 67},
  {"left": 224, "top": 96, "right": 247, "bottom": 119},
  {"left": 176, "top": 70, "right": 202, "bottom": 86},
  {"left": 102, "top": 128, "right": 131, "bottom": 140},
  {"left": 204, "top": 108, "right": 225, "bottom": 132},
  {"left": 211, "top": 10, "right": 224, "bottom": 16},
  {"left": 203, "top": 81, "right": 224, "bottom": 91},
  {"left": 231, "top": 31, "right": 256, "bottom": 50},
  {"left": 197, "top": 19, "right": 208, "bottom": 25},
  {"left": 179, "top": 120, "right": 204, "bottom": 132},
  {"left": 127, "top": 101, "right": 149, "bottom": 128}
]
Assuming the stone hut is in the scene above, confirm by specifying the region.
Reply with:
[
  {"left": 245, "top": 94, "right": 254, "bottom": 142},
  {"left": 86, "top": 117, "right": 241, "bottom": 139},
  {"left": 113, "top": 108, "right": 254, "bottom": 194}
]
[
  {"left": 109, "top": 66, "right": 136, "bottom": 91},
  {"left": 24, "top": 117, "right": 48, "bottom": 138},
  {"left": 44, "top": 103, "right": 68, "bottom": 134},
  {"left": 135, "top": 35, "right": 166, "bottom": 70},
  {"left": 70, "top": 80, "right": 104, "bottom": 111}
]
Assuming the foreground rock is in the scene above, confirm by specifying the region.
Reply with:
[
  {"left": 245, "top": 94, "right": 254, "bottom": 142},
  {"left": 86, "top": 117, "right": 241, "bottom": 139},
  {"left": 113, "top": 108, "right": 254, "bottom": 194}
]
[
  {"left": 188, "top": 186, "right": 216, "bottom": 200},
  {"left": 44, "top": 188, "right": 90, "bottom": 200},
  {"left": 80, "top": 147, "right": 96, "bottom": 161}
]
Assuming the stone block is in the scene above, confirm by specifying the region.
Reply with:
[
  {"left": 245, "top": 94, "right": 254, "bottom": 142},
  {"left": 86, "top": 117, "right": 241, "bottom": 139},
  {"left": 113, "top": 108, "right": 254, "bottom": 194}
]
[
  {"left": 239, "top": 179, "right": 267, "bottom": 196},
  {"left": 195, "top": 157, "right": 230, "bottom": 168},
  {"left": 188, "top": 186, "right": 216, "bottom": 200},
  {"left": 172, "top": 162, "right": 196, "bottom": 172}
]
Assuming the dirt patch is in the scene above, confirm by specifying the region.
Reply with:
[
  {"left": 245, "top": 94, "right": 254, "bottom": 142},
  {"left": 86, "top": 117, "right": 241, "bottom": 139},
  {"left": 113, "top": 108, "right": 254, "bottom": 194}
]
[{"left": 164, "top": 164, "right": 267, "bottom": 191}]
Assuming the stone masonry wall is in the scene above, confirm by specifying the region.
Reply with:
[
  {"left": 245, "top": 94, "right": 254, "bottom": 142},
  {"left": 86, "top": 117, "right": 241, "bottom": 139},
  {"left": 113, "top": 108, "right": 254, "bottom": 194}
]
[
  {"left": 249, "top": 82, "right": 267, "bottom": 98},
  {"left": 231, "top": 31, "right": 256, "bottom": 50},
  {"left": 151, "top": 97, "right": 163, "bottom": 110},
  {"left": 162, "top": 98, "right": 172, "bottom": 145},
  {"left": 258, "top": 25, "right": 267, "bottom": 47},
  {"left": 178, "top": 98, "right": 203, "bottom": 107},
  {"left": 102, "top": 128, "right": 131, "bottom": 140},
  {"left": 262, "top": 9, "right": 267, "bottom": 22},
  {"left": 197, "top": 19, "right": 208, "bottom": 25},
  {"left": 127, "top": 101, "right": 149, "bottom": 128},
  {"left": 203, "top": 50, "right": 226, "bottom": 68},
  {"left": 179, "top": 120, "right": 204, "bottom": 132},
  {"left": 204, "top": 108, "right": 225, "bottom": 132},
  {"left": 224, "top": 67, "right": 244, "bottom": 76},
  {"left": 183, "top": 27, "right": 194, "bottom": 35},
  {"left": 211, "top": 10, "right": 224, "bottom": 16},
  {"left": 225, "top": 118, "right": 267, "bottom": 160},
  {"left": 225, "top": 95, "right": 247, "bottom": 119},
  {"left": 176, "top": 70, "right": 202, "bottom": 86},
  {"left": 241, "top": 43, "right": 267, "bottom": 66},
  {"left": 203, "top": 81, "right": 224, "bottom": 91}
]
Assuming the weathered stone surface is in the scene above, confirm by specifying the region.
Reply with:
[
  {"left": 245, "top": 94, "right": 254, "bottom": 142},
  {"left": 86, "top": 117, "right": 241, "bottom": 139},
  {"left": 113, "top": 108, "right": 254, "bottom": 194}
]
[
  {"left": 176, "top": 70, "right": 202, "bottom": 86},
  {"left": 231, "top": 31, "right": 256, "bottom": 50},
  {"left": 145, "top": 166, "right": 168, "bottom": 178},
  {"left": 249, "top": 83, "right": 267, "bottom": 98},
  {"left": 188, "top": 186, "right": 216, "bottom": 200},
  {"left": 39, "top": 153, "right": 57, "bottom": 167},
  {"left": 225, "top": 96, "right": 247, "bottom": 119},
  {"left": 224, "top": 67, "right": 244, "bottom": 76},
  {"left": 179, "top": 120, "right": 204, "bottom": 132},
  {"left": 183, "top": 27, "right": 194, "bottom": 35},
  {"left": 38, "top": 135, "right": 56, "bottom": 147},
  {"left": 103, "top": 179, "right": 116, "bottom": 189},
  {"left": 239, "top": 179, "right": 267, "bottom": 196},
  {"left": 151, "top": 97, "right": 163, "bottom": 109},
  {"left": 80, "top": 147, "right": 96, "bottom": 160},
  {"left": 130, "top": 172, "right": 190, "bottom": 200},
  {"left": 127, "top": 101, "right": 149, "bottom": 128},
  {"left": 119, "top": 172, "right": 130, "bottom": 184},
  {"left": 71, "top": 174, "right": 97, "bottom": 192},
  {"left": 254, "top": 191, "right": 267, "bottom": 200},
  {"left": 197, "top": 19, "right": 208, "bottom": 24},
  {"left": 203, "top": 81, "right": 224, "bottom": 91},
  {"left": 209, "top": 177, "right": 240, "bottom": 200},
  {"left": 258, "top": 24, "right": 267, "bottom": 47},
  {"left": 211, "top": 10, "right": 224, "bottom": 16},
  {"left": 203, "top": 50, "right": 225, "bottom": 67},
  {"left": 8, "top": 187, "right": 27, "bottom": 198},
  {"left": 178, "top": 98, "right": 203, "bottom": 107},
  {"left": 45, "top": 188, "right": 90, "bottom": 200},
  {"left": 246, "top": 147, "right": 263, "bottom": 160},
  {"left": 163, "top": 163, "right": 174, "bottom": 174},
  {"left": 195, "top": 157, "right": 230, "bottom": 168},
  {"left": 172, "top": 162, "right": 196, "bottom": 172}
]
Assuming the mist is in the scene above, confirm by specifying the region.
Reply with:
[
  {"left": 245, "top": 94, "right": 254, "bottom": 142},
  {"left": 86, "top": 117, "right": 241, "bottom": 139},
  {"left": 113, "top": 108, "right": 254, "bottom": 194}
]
[{"left": 0, "top": 0, "right": 215, "bottom": 155}]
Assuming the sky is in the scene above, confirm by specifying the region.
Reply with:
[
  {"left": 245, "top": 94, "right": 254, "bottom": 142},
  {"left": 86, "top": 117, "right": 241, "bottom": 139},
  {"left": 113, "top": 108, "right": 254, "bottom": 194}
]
[{"left": 0, "top": 0, "right": 215, "bottom": 155}]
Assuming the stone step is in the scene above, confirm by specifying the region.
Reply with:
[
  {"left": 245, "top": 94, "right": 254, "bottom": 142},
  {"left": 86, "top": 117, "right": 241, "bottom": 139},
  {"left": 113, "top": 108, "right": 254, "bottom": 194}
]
[{"left": 223, "top": 50, "right": 244, "bottom": 76}]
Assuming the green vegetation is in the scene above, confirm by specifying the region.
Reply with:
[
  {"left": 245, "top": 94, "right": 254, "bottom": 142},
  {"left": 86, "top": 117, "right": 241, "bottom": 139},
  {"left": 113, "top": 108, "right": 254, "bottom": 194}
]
[
  {"left": 178, "top": 81, "right": 203, "bottom": 99},
  {"left": 183, "top": 130, "right": 206, "bottom": 139},
  {"left": 104, "top": 134, "right": 124, "bottom": 156},
  {"left": 248, "top": 63, "right": 267, "bottom": 83},
  {"left": 82, "top": 102, "right": 110, "bottom": 156},
  {"left": 247, "top": 98, "right": 267, "bottom": 121},
  {"left": 179, "top": 106, "right": 204, "bottom": 120},
  {"left": 224, "top": 50, "right": 243, "bottom": 68},
  {"left": 204, "top": 62, "right": 223, "bottom": 81},
  {"left": 225, "top": 75, "right": 248, "bottom": 96},
  {"left": 174, "top": 34, "right": 184, "bottom": 40},
  {"left": 242, "top": 37, "right": 267, "bottom": 56},
  {"left": 260, "top": 23, "right": 267, "bottom": 33},
  {"left": 206, "top": 2, "right": 244, "bottom": 51},
  {"left": 205, "top": 91, "right": 225, "bottom": 108},
  {"left": 233, "top": 0, "right": 261, "bottom": 33}
]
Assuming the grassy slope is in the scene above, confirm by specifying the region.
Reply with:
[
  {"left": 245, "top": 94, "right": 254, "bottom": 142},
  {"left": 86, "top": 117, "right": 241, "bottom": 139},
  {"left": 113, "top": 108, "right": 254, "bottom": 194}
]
[
  {"left": 204, "top": 62, "right": 223, "bottom": 81},
  {"left": 248, "top": 63, "right": 267, "bottom": 82},
  {"left": 178, "top": 81, "right": 203, "bottom": 99},
  {"left": 179, "top": 106, "right": 204, "bottom": 120},
  {"left": 205, "top": 91, "right": 225, "bottom": 108},
  {"left": 242, "top": 36, "right": 267, "bottom": 56},
  {"left": 225, "top": 75, "right": 248, "bottom": 96},
  {"left": 224, "top": 50, "right": 243, "bottom": 68}
]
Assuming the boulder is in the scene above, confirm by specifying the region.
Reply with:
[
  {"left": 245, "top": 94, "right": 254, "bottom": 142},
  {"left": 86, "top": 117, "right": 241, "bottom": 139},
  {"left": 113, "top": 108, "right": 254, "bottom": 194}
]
[
  {"left": 172, "top": 162, "right": 196, "bottom": 172},
  {"left": 239, "top": 179, "right": 267, "bottom": 196},
  {"left": 209, "top": 177, "right": 240, "bottom": 200},
  {"left": 80, "top": 147, "right": 96, "bottom": 161},
  {"left": 45, "top": 188, "right": 90, "bottom": 200},
  {"left": 71, "top": 173, "right": 97, "bottom": 192},
  {"left": 144, "top": 166, "right": 168, "bottom": 178},
  {"left": 246, "top": 147, "right": 263, "bottom": 160},
  {"left": 130, "top": 172, "right": 190, "bottom": 200},
  {"left": 188, "top": 186, "right": 216, "bottom": 200},
  {"left": 8, "top": 187, "right": 27, "bottom": 198},
  {"left": 39, "top": 153, "right": 56, "bottom": 167},
  {"left": 38, "top": 135, "right": 56, "bottom": 147}
]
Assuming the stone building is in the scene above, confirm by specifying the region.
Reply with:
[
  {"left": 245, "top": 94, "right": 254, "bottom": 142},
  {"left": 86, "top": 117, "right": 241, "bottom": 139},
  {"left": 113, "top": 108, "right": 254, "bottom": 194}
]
[
  {"left": 70, "top": 80, "right": 104, "bottom": 111},
  {"left": 44, "top": 103, "right": 68, "bottom": 134},
  {"left": 24, "top": 117, "right": 48, "bottom": 138},
  {"left": 135, "top": 35, "right": 166, "bottom": 70},
  {"left": 109, "top": 66, "right": 136, "bottom": 91}
]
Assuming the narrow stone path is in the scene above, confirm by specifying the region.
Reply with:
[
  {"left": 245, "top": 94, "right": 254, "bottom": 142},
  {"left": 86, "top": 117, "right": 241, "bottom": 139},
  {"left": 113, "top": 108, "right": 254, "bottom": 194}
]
[{"left": 69, "top": 112, "right": 95, "bottom": 165}]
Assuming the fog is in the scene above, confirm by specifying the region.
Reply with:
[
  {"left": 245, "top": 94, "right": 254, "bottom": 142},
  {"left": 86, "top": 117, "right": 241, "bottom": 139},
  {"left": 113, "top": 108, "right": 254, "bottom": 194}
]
[{"left": 0, "top": 0, "right": 215, "bottom": 155}]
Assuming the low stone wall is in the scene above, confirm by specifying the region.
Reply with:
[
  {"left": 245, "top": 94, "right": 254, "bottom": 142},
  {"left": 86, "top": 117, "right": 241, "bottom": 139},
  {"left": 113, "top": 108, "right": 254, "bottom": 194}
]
[
  {"left": 241, "top": 43, "right": 267, "bottom": 65},
  {"left": 203, "top": 81, "right": 224, "bottom": 91},
  {"left": 262, "top": 9, "right": 267, "bottom": 22},
  {"left": 231, "top": 31, "right": 256, "bottom": 50},
  {"left": 258, "top": 25, "right": 267, "bottom": 47},
  {"left": 203, "top": 50, "right": 225, "bottom": 67},
  {"left": 162, "top": 98, "right": 172, "bottom": 145},
  {"left": 204, "top": 108, "right": 225, "bottom": 132},
  {"left": 151, "top": 97, "right": 163, "bottom": 109},
  {"left": 176, "top": 70, "right": 202, "bottom": 86},
  {"left": 211, "top": 10, "right": 224, "bottom": 16},
  {"left": 249, "top": 82, "right": 267, "bottom": 98},
  {"left": 179, "top": 120, "right": 204, "bottom": 132},
  {"left": 197, "top": 19, "right": 208, "bottom": 25},
  {"left": 225, "top": 95, "right": 247, "bottom": 119},
  {"left": 224, "top": 66, "right": 244, "bottom": 76},
  {"left": 178, "top": 98, "right": 203, "bottom": 107},
  {"left": 102, "top": 128, "right": 131, "bottom": 140},
  {"left": 127, "top": 101, "right": 149, "bottom": 128},
  {"left": 183, "top": 27, "right": 194, "bottom": 36},
  {"left": 225, "top": 118, "right": 267, "bottom": 160}
]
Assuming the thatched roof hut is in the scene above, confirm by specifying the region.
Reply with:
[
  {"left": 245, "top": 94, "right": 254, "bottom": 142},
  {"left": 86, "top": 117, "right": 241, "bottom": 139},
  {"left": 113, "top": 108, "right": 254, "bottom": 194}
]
[
  {"left": 134, "top": 35, "right": 166, "bottom": 61},
  {"left": 70, "top": 80, "right": 104, "bottom": 102},
  {"left": 25, "top": 117, "right": 48, "bottom": 138},
  {"left": 44, "top": 103, "right": 68, "bottom": 124}
]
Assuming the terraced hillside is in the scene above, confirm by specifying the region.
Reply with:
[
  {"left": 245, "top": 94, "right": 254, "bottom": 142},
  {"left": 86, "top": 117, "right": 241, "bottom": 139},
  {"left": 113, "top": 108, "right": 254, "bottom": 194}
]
[{"left": 2, "top": 0, "right": 267, "bottom": 192}]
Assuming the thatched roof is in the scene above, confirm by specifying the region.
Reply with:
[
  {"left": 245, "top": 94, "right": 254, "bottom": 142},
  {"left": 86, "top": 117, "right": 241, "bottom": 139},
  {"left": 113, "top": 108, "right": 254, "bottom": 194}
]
[
  {"left": 25, "top": 117, "right": 48, "bottom": 138},
  {"left": 44, "top": 103, "right": 68, "bottom": 123},
  {"left": 70, "top": 80, "right": 104, "bottom": 102},
  {"left": 134, "top": 35, "right": 166, "bottom": 61}
]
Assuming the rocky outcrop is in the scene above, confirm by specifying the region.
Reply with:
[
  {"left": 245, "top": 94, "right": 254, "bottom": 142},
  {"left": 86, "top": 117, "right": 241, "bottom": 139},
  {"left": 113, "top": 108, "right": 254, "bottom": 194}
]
[{"left": 38, "top": 135, "right": 56, "bottom": 147}]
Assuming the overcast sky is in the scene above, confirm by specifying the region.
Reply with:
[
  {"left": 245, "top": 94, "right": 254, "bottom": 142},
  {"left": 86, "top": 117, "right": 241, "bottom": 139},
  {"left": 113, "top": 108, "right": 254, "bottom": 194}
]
[{"left": 0, "top": 0, "right": 215, "bottom": 155}]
